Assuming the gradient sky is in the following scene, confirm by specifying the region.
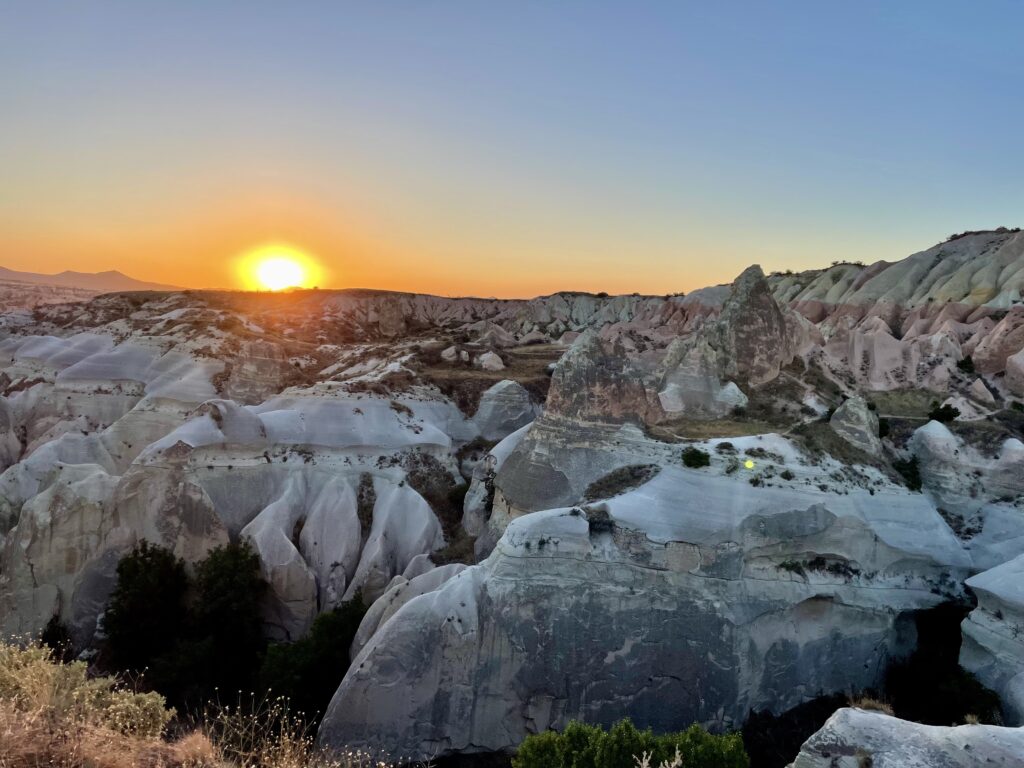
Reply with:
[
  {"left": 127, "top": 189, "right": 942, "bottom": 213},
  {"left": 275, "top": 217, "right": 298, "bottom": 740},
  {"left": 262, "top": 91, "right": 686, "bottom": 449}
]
[{"left": 2, "top": 2, "right": 1022, "bottom": 297}]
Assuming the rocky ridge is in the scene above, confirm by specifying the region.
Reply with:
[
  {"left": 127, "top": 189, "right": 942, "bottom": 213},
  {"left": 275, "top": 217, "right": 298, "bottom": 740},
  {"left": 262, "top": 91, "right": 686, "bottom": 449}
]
[{"left": 0, "top": 230, "right": 1022, "bottom": 762}]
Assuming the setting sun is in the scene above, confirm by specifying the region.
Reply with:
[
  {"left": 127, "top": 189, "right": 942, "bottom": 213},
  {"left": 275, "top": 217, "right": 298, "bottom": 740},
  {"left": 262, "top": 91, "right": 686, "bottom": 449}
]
[
  {"left": 257, "top": 257, "right": 304, "bottom": 291},
  {"left": 238, "top": 244, "right": 322, "bottom": 291}
]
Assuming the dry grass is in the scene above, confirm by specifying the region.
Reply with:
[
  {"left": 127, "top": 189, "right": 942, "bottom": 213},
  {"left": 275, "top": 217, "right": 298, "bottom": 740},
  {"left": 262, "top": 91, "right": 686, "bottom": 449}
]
[
  {"left": 646, "top": 418, "right": 775, "bottom": 441},
  {"left": 849, "top": 696, "right": 895, "bottom": 716},
  {"left": 0, "top": 642, "right": 398, "bottom": 768},
  {"left": 634, "top": 749, "right": 683, "bottom": 768}
]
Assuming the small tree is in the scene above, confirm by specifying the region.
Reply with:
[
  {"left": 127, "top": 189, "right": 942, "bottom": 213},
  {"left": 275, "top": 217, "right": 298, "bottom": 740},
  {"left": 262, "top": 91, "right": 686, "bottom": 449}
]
[
  {"left": 928, "top": 403, "right": 960, "bottom": 423},
  {"left": 259, "top": 593, "right": 368, "bottom": 723},
  {"left": 103, "top": 541, "right": 189, "bottom": 674},
  {"left": 956, "top": 355, "right": 975, "bottom": 374}
]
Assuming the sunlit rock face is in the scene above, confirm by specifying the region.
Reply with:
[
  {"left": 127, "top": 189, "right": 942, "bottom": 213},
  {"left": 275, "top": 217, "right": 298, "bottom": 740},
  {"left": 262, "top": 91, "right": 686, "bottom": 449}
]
[{"left": 788, "top": 708, "right": 1024, "bottom": 767}]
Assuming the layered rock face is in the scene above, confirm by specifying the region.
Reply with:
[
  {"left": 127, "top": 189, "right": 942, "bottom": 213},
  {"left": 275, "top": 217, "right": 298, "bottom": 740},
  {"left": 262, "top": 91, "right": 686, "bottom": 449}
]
[
  {"left": 829, "top": 397, "right": 882, "bottom": 455},
  {"left": 320, "top": 433, "right": 972, "bottom": 759},
  {"left": 960, "top": 554, "right": 1024, "bottom": 725},
  {"left": 788, "top": 708, "right": 1024, "bottom": 767}
]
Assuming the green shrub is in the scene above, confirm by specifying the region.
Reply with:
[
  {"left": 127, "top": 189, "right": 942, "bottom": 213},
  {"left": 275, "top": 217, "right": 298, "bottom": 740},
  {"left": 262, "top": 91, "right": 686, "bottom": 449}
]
[
  {"left": 878, "top": 417, "right": 891, "bottom": 439},
  {"left": 956, "top": 355, "right": 975, "bottom": 374},
  {"left": 515, "top": 729, "right": 562, "bottom": 767},
  {"left": 1012, "top": 401, "right": 1024, "bottom": 412},
  {"left": 512, "top": 718, "right": 748, "bottom": 768},
  {"left": 928, "top": 403, "right": 960, "bottom": 423},
  {"left": 893, "top": 456, "right": 922, "bottom": 492},
  {"left": 682, "top": 447, "right": 711, "bottom": 469},
  {"left": 40, "top": 615, "right": 74, "bottom": 663},
  {"left": 259, "top": 593, "right": 368, "bottom": 723},
  {"left": 103, "top": 541, "right": 189, "bottom": 674},
  {"left": 103, "top": 540, "right": 268, "bottom": 710}
]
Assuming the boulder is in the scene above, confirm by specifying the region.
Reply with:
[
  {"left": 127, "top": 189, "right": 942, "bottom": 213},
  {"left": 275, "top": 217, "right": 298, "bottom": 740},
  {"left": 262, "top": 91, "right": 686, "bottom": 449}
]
[
  {"left": 788, "top": 708, "right": 1024, "bottom": 767},
  {"left": 829, "top": 397, "right": 882, "bottom": 455},
  {"left": 968, "top": 377, "right": 996, "bottom": 405},
  {"left": 471, "top": 380, "right": 538, "bottom": 441},
  {"left": 1006, "top": 348, "right": 1024, "bottom": 397},
  {"left": 476, "top": 351, "right": 505, "bottom": 371}
]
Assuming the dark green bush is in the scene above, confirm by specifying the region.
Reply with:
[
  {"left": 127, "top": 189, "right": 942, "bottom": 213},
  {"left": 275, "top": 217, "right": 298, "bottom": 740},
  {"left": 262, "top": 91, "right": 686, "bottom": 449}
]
[
  {"left": 40, "top": 616, "right": 75, "bottom": 663},
  {"left": 928, "top": 403, "right": 960, "bottom": 423},
  {"left": 956, "top": 355, "right": 975, "bottom": 374},
  {"left": 877, "top": 417, "right": 891, "bottom": 439},
  {"left": 103, "top": 541, "right": 189, "bottom": 674},
  {"left": 1012, "top": 401, "right": 1024, "bottom": 413},
  {"left": 103, "top": 540, "right": 268, "bottom": 710},
  {"left": 259, "top": 593, "right": 368, "bottom": 723},
  {"left": 893, "top": 456, "right": 922, "bottom": 492},
  {"left": 682, "top": 447, "right": 711, "bottom": 469},
  {"left": 512, "top": 718, "right": 748, "bottom": 768}
]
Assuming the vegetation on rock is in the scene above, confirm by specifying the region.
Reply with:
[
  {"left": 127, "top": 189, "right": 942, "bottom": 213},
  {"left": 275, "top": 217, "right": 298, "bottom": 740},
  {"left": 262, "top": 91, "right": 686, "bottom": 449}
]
[
  {"left": 512, "top": 718, "right": 748, "bottom": 768},
  {"left": 681, "top": 446, "right": 711, "bottom": 468}
]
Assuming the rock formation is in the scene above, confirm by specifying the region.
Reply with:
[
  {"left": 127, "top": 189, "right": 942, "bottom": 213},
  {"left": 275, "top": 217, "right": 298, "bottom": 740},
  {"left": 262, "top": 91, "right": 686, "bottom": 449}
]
[
  {"left": 0, "top": 229, "right": 1023, "bottom": 762},
  {"left": 788, "top": 707, "right": 1024, "bottom": 767},
  {"left": 829, "top": 397, "right": 882, "bottom": 455}
]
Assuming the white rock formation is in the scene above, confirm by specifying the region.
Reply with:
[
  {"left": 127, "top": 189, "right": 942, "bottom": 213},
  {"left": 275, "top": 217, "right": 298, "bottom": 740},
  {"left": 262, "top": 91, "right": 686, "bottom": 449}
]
[
  {"left": 1007, "top": 348, "right": 1024, "bottom": 397},
  {"left": 829, "top": 397, "right": 882, "bottom": 455},
  {"left": 476, "top": 351, "right": 505, "bottom": 371},
  {"left": 961, "top": 554, "right": 1024, "bottom": 725},
  {"left": 788, "top": 707, "right": 1024, "bottom": 767},
  {"left": 320, "top": 449, "right": 973, "bottom": 760},
  {"left": 471, "top": 380, "right": 538, "bottom": 441}
]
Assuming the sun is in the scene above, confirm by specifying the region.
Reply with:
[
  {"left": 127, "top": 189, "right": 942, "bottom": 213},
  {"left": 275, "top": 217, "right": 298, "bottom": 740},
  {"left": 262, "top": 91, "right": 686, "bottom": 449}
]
[
  {"left": 238, "top": 244, "right": 322, "bottom": 292},
  {"left": 256, "top": 257, "right": 304, "bottom": 291}
]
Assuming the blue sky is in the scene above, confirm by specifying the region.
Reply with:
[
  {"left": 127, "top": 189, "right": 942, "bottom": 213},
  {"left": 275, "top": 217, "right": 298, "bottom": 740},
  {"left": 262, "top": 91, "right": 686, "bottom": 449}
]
[{"left": 1, "top": 1, "right": 1021, "bottom": 294}]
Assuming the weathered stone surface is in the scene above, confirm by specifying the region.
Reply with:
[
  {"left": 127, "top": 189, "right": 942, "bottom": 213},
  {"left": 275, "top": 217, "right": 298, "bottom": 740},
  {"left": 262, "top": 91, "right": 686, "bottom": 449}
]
[
  {"left": 788, "top": 708, "right": 1024, "bottom": 767},
  {"left": 656, "top": 337, "right": 747, "bottom": 418},
  {"left": 968, "top": 377, "right": 996, "bottom": 404},
  {"left": 961, "top": 554, "right": 1024, "bottom": 725},
  {"left": 320, "top": 457, "right": 972, "bottom": 760},
  {"left": 476, "top": 351, "right": 505, "bottom": 371},
  {"left": 716, "top": 265, "right": 793, "bottom": 386},
  {"left": 829, "top": 396, "right": 881, "bottom": 455},
  {"left": 545, "top": 332, "right": 660, "bottom": 423},
  {"left": 471, "top": 380, "right": 538, "bottom": 441},
  {"left": 1006, "top": 348, "right": 1024, "bottom": 397}
]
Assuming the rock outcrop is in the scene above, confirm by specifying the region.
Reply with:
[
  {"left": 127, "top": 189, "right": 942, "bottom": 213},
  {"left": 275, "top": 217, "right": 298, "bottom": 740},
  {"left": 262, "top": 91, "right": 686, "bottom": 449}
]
[
  {"left": 788, "top": 707, "right": 1024, "bottom": 767},
  {"left": 320, "top": 441, "right": 971, "bottom": 760},
  {"left": 471, "top": 380, "right": 538, "bottom": 441},
  {"left": 716, "top": 265, "right": 794, "bottom": 386},
  {"left": 829, "top": 397, "right": 881, "bottom": 455},
  {"left": 960, "top": 554, "right": 1024, "bottom": 725}
]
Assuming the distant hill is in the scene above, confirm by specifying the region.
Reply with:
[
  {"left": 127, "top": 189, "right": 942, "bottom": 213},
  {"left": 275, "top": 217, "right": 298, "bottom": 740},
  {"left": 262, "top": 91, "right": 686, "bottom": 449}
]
[{"left": 0, "top": 267, "right": 180, "bottom": 293}]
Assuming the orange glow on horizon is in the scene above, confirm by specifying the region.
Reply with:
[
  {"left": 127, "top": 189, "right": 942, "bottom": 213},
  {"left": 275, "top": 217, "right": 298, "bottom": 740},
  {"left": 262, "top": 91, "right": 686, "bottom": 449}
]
[{"left": 237, "top": 244, "right": 323, "bottom": 291}]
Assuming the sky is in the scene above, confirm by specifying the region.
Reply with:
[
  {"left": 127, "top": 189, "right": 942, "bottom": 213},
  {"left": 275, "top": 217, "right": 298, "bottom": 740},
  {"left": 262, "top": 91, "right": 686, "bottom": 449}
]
[{"left": 1, "top": 1, "right": 1022, "bottom": 297}]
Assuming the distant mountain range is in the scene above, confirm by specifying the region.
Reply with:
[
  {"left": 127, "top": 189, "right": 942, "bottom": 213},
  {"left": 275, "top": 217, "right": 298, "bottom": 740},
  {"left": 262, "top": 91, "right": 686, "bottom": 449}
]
[{"left": 0, "top": 266, "right": 180, "bottom": 293}]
